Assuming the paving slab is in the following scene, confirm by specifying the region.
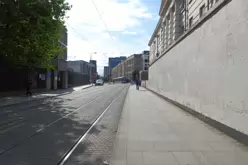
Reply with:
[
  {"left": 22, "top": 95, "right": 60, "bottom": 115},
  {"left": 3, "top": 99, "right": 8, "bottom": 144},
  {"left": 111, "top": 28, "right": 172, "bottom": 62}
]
[{"left": 110, "top": 86, "right": 248, "bottom": 165}]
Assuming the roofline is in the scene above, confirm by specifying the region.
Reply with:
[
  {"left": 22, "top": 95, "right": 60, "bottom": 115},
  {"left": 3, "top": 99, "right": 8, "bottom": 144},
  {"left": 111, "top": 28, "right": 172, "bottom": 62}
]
[
  {"left": 148, "top": 18, "right": 162, "bottom": 46},
  {"left": 159, "top": 0, "right": 165, "bottom": 15}
]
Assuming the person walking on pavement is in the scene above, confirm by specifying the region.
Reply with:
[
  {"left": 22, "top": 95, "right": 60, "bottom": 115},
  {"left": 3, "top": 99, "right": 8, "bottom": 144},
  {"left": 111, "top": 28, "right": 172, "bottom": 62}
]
[
  {"left": 135, "top": 78, "right": 140, "bottom": 90},
  {"left": 26, "top": 77, "right": 32, "bottom": 96}
]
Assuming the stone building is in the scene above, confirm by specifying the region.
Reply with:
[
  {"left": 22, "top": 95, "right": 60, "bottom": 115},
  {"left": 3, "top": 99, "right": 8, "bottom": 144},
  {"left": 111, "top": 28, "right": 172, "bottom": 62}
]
[
  {"left": 111, "top": 54, "right": 143, "bottom": 81},
  {"left": 141, "top": 51, "right": 149, "bottom": 71},
  {"left": 149, "top": 0, "right": 220, "bottom": 64},
  {"left": 147, "top": 0, "right": 248, "bottom": 139}
]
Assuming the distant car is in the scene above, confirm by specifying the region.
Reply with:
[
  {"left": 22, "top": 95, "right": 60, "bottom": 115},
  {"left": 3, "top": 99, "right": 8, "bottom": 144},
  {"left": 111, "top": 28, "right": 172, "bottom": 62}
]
[{"left": 95, "top": 79, "right": 104, "bottom": 86}]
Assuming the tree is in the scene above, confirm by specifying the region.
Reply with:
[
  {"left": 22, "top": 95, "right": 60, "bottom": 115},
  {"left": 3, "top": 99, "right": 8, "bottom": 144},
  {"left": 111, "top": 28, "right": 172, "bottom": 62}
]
[{"left": 0, "top": 0, "right": 71, "bottom": 69}]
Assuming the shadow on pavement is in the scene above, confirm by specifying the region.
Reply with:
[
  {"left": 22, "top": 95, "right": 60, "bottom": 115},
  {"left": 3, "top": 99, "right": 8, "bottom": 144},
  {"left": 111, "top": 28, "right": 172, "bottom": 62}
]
[
  {"left": 0, "top": 87, "right": 77, "bottom": 108},
  {"left": 0, "top": 89, "right": 100, "bottom": 165},
  {"left": 0, "top": 84, "right": 127, "bottom": 165}
]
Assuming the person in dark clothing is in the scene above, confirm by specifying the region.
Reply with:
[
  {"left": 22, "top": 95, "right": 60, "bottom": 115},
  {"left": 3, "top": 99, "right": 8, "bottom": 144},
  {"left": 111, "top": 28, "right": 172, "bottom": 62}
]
[
  {"left": 26, "top": 78, "right": 32, "bottom": 96},
  {"left": 135, "top": 79, "right": 140, "bottom": 90}
]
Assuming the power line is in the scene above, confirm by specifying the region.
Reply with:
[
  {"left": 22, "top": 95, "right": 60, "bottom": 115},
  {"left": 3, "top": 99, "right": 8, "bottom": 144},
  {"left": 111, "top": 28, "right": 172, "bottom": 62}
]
[
  {"left": 65, "top": 21, "right": 110, "bottom": 59},
  {"left": 65, "top": 22, "right": 88, "bottom": 41},
  {"left": 91, "top": 0, "right": 123, "bottom": 56}
]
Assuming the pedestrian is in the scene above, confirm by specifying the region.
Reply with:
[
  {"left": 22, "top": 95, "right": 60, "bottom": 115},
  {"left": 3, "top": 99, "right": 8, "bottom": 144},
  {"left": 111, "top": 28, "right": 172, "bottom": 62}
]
[
  {"left": 26, "top": 77, "right": 32, "bottom": 96},
  {"left": 135, "top": 78, "right": 140, "bottom": 90}
]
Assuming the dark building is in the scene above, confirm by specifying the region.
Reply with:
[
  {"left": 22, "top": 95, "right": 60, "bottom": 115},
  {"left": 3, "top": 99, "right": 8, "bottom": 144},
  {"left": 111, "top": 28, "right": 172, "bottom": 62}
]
[
  {"left": 90, "top": 60, "right": 97, "bottom": 75},
  {"left": 67, "top": 60, "right": 90, "bottom": 75},
  {"left": 104, "top": 66, "right": 109, "bottom": 78},
  {"left": 89, "top": 60, "right": 97, "bottom": 82},
  {"left": 67, "top": 60, "right": 91, "bottom": 87},
  {"left": 50, "top": 28, "right": 68, "bottom": 90},
  {"left": 108, "top": 57, "right": 126, "bottom": 78}
]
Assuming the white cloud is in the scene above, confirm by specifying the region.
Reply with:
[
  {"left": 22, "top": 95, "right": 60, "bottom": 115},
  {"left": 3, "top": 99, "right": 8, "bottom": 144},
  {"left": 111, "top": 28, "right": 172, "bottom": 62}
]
[
  {"left": 66, "top": 0, "right": 153, "bottom": 75},
  {"left": 122, "top": 30, "right": 137, "bottom": 35}
]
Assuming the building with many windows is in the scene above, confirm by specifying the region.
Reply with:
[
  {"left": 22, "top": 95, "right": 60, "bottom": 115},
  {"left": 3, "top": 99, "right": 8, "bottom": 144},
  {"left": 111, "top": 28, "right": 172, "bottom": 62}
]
[
  {"left": 141, "top": 51, "right": 150, "bottom": 71},
  {"left": 111, "top": 53, "right": 143, "bottom": 81},
  {"left": 104, "top": 66, "right": 109, "bottom": 78},
  {"left": 108, "top": 56, "right": 126, "bottom": 80},
  {"left": 149, "top": 0, "right": 220, "bottom": 64}
]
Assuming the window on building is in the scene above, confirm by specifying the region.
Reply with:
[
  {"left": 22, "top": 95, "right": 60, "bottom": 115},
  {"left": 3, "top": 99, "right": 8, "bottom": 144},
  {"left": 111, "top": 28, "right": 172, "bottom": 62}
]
[
  {"left": 145, "top": 59, "right": 149, "bottom": 63},
  {"left": 180, "top": 0, "right": 185, "bottom": 11},
  {"left": 189, "top": 17, "right": 193, "bottom": 28},
  {"left": 199, "top": 4, "right": 206, "bottom": 18},
  {"left": 144, "top": 67, "right": 148, "bottom": 70},
  {"left": 171, "top": 5, "right": 175, "bottom": 13},
  {"left": 209, "top": 0, "right": 214, "bottom": 8},
  {"left": 160, "top": 28, "right": 163, "bottom": 43}
]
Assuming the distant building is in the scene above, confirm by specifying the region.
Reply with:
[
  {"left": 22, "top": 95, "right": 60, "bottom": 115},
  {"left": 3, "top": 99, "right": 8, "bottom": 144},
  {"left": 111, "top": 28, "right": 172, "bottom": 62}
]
[
  {"left": 108, "top": 57, "right": 126, "bottom": 78},
  {"left": 67, "top": 60, "right": 91, "bottom": 75},
  {"left": 112, "top": 54, "right": 142, "bottom": 81},
  {"left": 104, "top": 66, "right": 109, "bottom": 78},
  {"left": 89, "top": 60, "right": 97, "bottom": 74},
  {"left": 141, "top": 51, "right": 149, "bottom": 71}
]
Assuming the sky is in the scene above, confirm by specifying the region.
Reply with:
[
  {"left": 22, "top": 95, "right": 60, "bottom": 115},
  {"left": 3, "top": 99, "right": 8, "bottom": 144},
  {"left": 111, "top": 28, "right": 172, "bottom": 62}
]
[{"left": 66, "top": 0, "right": 161, "bottom": 75}]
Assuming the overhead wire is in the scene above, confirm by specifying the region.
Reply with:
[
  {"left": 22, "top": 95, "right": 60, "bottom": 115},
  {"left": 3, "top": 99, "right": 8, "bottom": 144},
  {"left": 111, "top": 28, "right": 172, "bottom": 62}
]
[
  {"left": 64, "top": 21, "right": 109, "bottom": 59},
  {"left": 91, "top": 0, "right": 124, "bottom": 56}
]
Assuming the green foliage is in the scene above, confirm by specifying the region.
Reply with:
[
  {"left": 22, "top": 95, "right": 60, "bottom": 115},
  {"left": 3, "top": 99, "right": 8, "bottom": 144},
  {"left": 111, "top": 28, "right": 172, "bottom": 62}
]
[{"left": 0, "top": 0, "right": 71, "bottom": 68}]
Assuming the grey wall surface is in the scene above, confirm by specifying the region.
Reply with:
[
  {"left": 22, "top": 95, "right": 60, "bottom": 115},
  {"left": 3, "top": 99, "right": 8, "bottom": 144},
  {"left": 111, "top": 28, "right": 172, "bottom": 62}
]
[
  {"left": 148, "top": 0, "right": 248, "bottom": 135},
  {"left": 68, "top": 72, "right": 90, "bottom": 87}
]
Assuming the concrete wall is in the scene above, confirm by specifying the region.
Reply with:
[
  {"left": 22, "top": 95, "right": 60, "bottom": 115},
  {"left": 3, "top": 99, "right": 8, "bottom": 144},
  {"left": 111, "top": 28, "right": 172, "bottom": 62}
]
[
  {"left": 148, "top": 0, "right": 248, "bottom": 135},
  {"left": 68, "top": 72, "right": 89, "bottom": 86}
]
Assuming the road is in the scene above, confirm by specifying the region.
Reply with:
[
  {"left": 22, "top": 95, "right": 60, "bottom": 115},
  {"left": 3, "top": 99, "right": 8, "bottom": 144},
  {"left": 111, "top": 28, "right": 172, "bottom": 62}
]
[{"left": 0, "top": 84, "right": 129, "bottom": 165}]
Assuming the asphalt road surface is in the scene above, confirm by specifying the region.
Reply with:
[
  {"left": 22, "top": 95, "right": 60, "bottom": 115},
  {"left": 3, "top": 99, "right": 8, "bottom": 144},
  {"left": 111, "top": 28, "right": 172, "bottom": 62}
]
[{"left": 0, "top": 84, "right": 129, "bottom": 165}]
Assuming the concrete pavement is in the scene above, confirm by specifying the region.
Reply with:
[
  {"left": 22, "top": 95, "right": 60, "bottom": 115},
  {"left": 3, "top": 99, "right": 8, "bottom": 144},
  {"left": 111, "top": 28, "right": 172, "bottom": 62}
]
[{"left": 111, "top": 86, "right": 248, "bottom": 165}]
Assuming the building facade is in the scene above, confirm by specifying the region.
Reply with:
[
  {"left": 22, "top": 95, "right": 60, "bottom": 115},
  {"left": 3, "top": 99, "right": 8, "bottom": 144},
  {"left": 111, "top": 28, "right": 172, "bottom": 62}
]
[
  {"left": 104, "top": 66, "right": 109, "bottom": 78},
  {"left": 111, "top": 54, "right": 143, "bottom": 81},
  {"left": 147, "top": 0, "right": 248, "bottom": 138},
  {"left": 141, "top": 51, "right": 150, "bottom": 71},
  {"left": 149, "top": 0, "right": 220, "bottom": 64},
  {"left": 67, "top": 60, "right": 91, "bottom": 75},
  {"left": 49, "top": 28, "right": 68, "bottom": 90},
  {"left": 89, "top": 60, "right": 97, "bottom": 75},
  {"left": 108, "top": 57, "right": 126, "bottom": 77}
]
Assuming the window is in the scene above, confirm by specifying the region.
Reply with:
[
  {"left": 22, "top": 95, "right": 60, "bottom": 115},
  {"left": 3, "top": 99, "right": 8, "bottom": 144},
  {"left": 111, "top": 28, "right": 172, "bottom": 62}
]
[
  {"left": 145, "top": 59, "right": 149, "bottom": 63},
  {"left": 144, "top": 67, "right": 148, "bottom": 70},
  {"left": 199, "top": 4, "right": 206, "bottom": 18},
  {"left": 209, "top": 0, "right": 214, "bottom": 8},
  {"left": 180, "top": 0, "right": 185, "bottom": 11},
  {"left": 189, "top": 17, "right": 193, "bottom": 27},
  {"left": 171, "top": 5, "right": 175, "bottom": 13}
]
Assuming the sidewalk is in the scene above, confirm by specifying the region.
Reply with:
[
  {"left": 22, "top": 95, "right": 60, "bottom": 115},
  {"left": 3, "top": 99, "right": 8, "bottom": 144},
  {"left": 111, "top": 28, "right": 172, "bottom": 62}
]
[
  {"left": 0, "top": 84, "right": 93, "bottom": 108},
  {"left": 111, "top": 86, "right": 248, "bottom": 165}
]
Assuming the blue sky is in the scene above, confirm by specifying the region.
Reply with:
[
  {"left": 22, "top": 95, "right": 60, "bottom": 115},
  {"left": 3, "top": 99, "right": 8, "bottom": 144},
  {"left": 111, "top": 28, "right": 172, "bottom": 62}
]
[{"left": 66, "top": 0, "right": 161, "bottom": 75}]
